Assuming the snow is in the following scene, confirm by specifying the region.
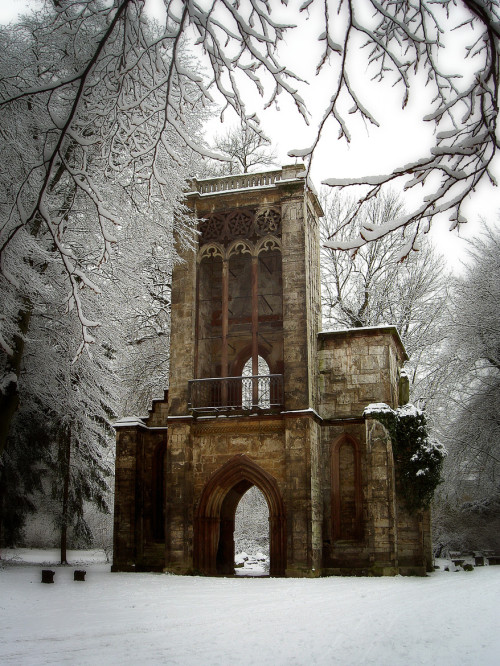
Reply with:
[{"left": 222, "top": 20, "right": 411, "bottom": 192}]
[
  {"left": 0, "top": 371, "right": 17, "bottom": 394},
  {"left": 234, "top": 551, "right": 269, "bottom": 576},
  {"left": 1, "top": 550, "right": 500, "bottom": 665},
  {"left": 363, "top": 402, "right": 394, "bottom": 416},
  {"left": 397, "top": 403, "right": 422, "bottom": 418},
  {"left": 113, "top": 416, "right": 147, "bottom": 428},
  {"left": 287, "top": 146, "right": 313, "bottom": 158},
  {"left": 320, "top": 324, "right": 401, "bottom": 336}
]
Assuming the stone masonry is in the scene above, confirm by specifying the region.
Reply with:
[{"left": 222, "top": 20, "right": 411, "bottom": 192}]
[{"left": 113, "top": 165, "right": 433, "bottom": 576}]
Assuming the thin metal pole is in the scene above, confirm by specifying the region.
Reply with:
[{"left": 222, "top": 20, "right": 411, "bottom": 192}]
[
  {"left": 251, "top": 255, "right": 259, "bottom": 406},
  {"left": 222, "top": 258, "right": 229, "bottom": 405}
]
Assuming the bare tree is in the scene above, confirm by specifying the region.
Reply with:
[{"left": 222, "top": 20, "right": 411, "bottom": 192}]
[
  {"left": 431, "top": 222, "right": 500, "bottom": 553},
  {"left": 439, "top": 223, "right": 500, "bottom": 487},
  {"left": 321, "top": 191, "right": 448, "bottom": 405},
  {"left": 212, "top": 125, "right": 278, "bottom": 174}
]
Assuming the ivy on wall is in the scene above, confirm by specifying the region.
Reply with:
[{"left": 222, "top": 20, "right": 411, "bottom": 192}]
[{"left": 364, "top": 403, "right": 447, "bottom": 513}]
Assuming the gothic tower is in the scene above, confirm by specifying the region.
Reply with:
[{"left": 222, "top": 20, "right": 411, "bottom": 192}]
[
  {"left": 166, "top": 164, "right": 322, "bottom": 576},
  {"left": 113, "top": 165, "right": 432, "bottom": 576}
]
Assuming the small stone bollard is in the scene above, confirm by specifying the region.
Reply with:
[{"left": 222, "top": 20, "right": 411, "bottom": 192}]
[
  {"left": 74, "top": 570, "right": 86, "bottom": 581},
  {"left": 41, "top": 569, "right": 55, "bottom": 584}
]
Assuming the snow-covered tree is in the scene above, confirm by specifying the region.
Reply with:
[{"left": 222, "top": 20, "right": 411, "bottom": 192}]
[
  {"left": 440, "top": 224, "right": 500, "bottom": 488},
  {"left": 108, "top": 214, "right": 175, "bottom": 416},
  {"left": 0, "top": 2, "right": 208, "bottom": 453},
  {"left": 212, "top": 125, "right": 278, "bottom": 175},
  {"left": 146, "top": 0, "right": 500, "bottom": 249},
  {"left": 0, "top": 249, "right": 117, "bottom": 557},
  {"left": 432, "top": 222, "right": 500, "bottom": 552},
  {"left": 0, "top": 412, "right": 51, "bottom": 547},
  {"left": 321, "top": 191, "right": 448, "bottom": 405}
]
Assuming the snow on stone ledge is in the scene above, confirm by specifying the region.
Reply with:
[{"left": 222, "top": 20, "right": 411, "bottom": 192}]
[
  {"left": 320, "top": 324, "right": 398, "bottom": 335},
  {"left": 363, "top": 403, "right": 394, "bottom": 417},
  {"left": 113, "top": 416, "right": 148, "bottom": 428}
]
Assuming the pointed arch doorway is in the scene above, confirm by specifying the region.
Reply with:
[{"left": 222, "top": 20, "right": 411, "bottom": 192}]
[{"left": 194, "top": 454, "right": 286, "bottom": 576}]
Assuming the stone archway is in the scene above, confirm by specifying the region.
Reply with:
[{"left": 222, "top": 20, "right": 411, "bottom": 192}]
[{"left": 194, "top": 454, "right": 286, "bottom": 576}]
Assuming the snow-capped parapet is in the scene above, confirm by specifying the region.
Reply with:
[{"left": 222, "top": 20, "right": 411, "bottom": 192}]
[
  {"left": 364, "top": 402, "right": 394, "bottom": 417},
  {"left": 318, "top": 325, "right": 408, "bottom": 362},
  {"left": 113, "top": 416, "right": 148, "bottom": 429}
]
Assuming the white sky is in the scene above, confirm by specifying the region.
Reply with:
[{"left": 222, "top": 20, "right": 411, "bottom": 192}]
[{"left": 2, "top": 0, "right": 499, "bottom": 268}]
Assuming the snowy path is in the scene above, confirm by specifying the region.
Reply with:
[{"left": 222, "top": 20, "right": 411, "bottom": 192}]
[{"left": 1, "top": 556, "right": 499, "bottom": 665}]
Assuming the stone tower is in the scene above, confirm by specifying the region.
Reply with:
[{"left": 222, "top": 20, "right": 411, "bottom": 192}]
[{"left": 113, "top": 165, "right": 432, "bottom": 576}]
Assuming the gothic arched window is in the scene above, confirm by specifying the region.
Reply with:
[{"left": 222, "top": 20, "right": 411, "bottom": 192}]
[
  {"left": 331, "top": 434, "right": 363, "bottom": 541},
  {"left": 241, "top": 356, "right": 271, "bottom": 409}
]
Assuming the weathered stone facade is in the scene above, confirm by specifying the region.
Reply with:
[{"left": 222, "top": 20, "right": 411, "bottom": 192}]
[{"left": 113, "top": 165, "right": 432, "bottom": 576}]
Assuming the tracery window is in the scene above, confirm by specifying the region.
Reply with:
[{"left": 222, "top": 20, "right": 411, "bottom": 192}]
[
  {"left": 198, "top": 206, "right": 281, "bottom": 245},
  {"left": 195, "top": 206, "right": 283, "bottom": 388}
]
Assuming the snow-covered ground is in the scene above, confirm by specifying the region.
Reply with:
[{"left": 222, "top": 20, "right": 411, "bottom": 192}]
[{"left": 1, "top": 549, "right": 499, "bottom": 665}]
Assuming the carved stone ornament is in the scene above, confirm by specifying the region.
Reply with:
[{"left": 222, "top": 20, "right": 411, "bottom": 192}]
[
  {"left": 255, "top": 235, "right": 282, "bottom": 256},
  {"left": 198, "top": 242, "right": 224, "bottom": 263},
  {"left": 227, "top": 239, "right": 253, "bottom": 258},
  {"left": 198, "top": 207, "right": 281, "bottom": 245}
]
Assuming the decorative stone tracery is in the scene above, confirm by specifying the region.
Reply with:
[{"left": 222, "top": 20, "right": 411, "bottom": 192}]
[
  {"left": 199, "top": 206, "right": 282, "bottom": 245},
  {"left": 198, "top": 235, "right": 282, "bottom": 263}
]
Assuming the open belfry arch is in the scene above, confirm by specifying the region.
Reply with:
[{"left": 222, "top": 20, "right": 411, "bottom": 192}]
[{"left": 113, "top": 165, "right": 433, "bottom": 577}]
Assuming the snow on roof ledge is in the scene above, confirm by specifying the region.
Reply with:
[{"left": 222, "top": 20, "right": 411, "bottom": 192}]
[
  {"left": 113, "top": 416, "right": 148, "bottom": 429},
  {"left": 184, "top": 164, "right": 323, "bottom": 217}
]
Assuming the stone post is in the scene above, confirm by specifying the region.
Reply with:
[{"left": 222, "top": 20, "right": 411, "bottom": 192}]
[
  {"left": 365, "top": 418, "right": 399, "bottom": 575},
  {"left": 112, "top": 419, "right": 147, "bottom": 571}
]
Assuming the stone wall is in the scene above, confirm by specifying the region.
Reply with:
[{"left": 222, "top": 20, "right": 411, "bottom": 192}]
[
  {"left": 113, "top": 167, "right": 434, "bottom": 577},
  {"left": 317, "top": 327, "right": 432, "bottom": 576},
  {"left": 162, "top": 412, "right": 322, "bottom": 576},
  {"left": 318, "top": 327, "right": 407, "bottom": 419},
  {"left": 168, "top": 243, "right": 197, "bottom": 416},
  {"left": 112, "top": 420, "right": 167, "bottom": 571}
]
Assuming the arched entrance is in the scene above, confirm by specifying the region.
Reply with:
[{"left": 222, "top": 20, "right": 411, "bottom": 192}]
[{"left": 194, "top": 454, "right": 286, "bottom": 576}]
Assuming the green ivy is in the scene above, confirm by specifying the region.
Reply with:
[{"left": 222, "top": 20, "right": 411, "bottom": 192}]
[{"left": 364, "top": 403, "right": 447, "bottom": 514}]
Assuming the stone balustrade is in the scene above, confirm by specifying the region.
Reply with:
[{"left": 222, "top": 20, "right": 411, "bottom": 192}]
[{"left": 188, "top": 164, "right": 306, "bottom": 196}]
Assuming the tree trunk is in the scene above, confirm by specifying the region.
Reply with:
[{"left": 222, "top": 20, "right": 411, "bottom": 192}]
[{"left": 60, "top": 429, "right": 71, "bottom": 565}]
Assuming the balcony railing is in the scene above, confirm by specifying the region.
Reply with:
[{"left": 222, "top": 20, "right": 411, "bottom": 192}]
[{"left": 188, "top": 375, "right": 284, "bottom": 413}]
